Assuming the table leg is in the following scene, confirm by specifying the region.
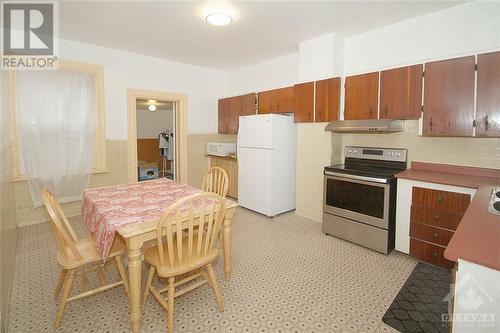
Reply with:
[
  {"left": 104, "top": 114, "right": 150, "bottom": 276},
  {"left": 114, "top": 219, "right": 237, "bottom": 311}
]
[
  {"left": 127, "top": 238, "right": 144, "bottom": 333},
  {"left": 222, "top": 207, "right": 234, "bottom": 282}
]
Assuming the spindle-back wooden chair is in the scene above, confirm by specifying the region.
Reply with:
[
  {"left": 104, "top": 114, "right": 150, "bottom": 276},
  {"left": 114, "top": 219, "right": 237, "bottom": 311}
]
[
  {"left": 202, "top": 167, "right": 229, "bottom": 198},
  {"left": 142, "top": 192, "right": 226, "bottom": 333},
  {"left": 41, "top": 188, "right": 130, "bottom": 327}
]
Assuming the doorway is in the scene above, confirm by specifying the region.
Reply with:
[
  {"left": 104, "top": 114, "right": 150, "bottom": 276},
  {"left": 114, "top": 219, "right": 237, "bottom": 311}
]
[
  {"left": 127, "top": 89, "right": 188, "bottom": 184},
  {"left": 136, "top": 99, "right": 175, "bottom": 181}
]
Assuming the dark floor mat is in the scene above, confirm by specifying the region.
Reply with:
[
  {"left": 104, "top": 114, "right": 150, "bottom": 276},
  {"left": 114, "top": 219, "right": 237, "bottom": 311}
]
[{"left": 382, "top": 262, "right": 451, "bottom": 333}]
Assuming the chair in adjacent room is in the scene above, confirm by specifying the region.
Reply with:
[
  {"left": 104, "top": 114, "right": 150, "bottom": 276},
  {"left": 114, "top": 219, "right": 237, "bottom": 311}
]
[
  {"left": 142, "top": 192, "right": 226, "bottom": 333},
  {"left": 202, "top": 166, "right": 229, "bottom": 198},
  {"left": 41, "top": 188, "right": 130, "bottom": 327}
]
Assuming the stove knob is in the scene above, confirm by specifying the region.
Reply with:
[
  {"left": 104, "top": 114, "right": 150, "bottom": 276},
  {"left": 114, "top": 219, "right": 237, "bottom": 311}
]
[
  {"left": 348, "top": 149, "right": 352, "bottom": 154},
  {"left": 389, "top": 152, "right": 394, "bottom": 156},
  {"left": 396, "top": 153, "right": 401, "bottom": 157}
]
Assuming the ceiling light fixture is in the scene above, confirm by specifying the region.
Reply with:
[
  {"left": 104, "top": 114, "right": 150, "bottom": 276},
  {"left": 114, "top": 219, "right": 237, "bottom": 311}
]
[
  {"left": 148, "top": 104, "right": 157, "bottom": 112},
  {"left": 205, "top": 10, "right": 232, "bottom": 26}
]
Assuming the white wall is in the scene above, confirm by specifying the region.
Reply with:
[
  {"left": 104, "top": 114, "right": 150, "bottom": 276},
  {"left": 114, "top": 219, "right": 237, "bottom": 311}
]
[
  {"left": 136, "top": 108, "right": 174, "bottom": 139},
  {"left": 59, "top": 39, "right": 228, "bottom": 138},
  {"left": 344, "top": 1, "right": 500, "bottom": 75}
]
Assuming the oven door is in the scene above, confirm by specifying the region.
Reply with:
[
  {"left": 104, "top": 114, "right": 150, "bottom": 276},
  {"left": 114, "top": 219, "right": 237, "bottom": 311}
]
[{"left": 323, "top": 172, "right": 390, "bottom": 229}]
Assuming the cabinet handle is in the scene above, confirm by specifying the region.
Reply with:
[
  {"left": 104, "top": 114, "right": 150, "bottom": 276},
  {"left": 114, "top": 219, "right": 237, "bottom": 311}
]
[
  {"left": 436, "top": 196, "right": 443, "bottom": 202},
  {"left": 485, "top": 115, "right": 489, "bottom": 131},
  {"left": 369, "top": 107, "right": 373, "bottom": 117},
  {"left": 433, "top": 233, "right": 439, "bottom": 238},
  {"left": 384, "top": 106, "right": 388, "bottom": 118},
  {"left": 429, "top": 116, "right": 433, "bottom": 131},
  {"left": 434, "top": 215, "right": 440, "bottom": 220},
  {"left": 432, "top": 252, "right": 438, "bottom": 257}
]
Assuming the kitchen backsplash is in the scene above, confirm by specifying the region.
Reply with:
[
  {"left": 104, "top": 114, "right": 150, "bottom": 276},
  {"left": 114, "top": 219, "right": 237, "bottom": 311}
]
[{"left": 332, "top": 120, "right": 500, "bottom": 169}]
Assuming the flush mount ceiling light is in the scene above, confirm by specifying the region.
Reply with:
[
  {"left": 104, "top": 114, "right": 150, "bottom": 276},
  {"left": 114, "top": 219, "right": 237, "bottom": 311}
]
[
  {"left": 205, "top": 10, "right": 232, "bottom": 26},
  {"left": 148, "top": 104, "right": 157, "bottom": 112}
]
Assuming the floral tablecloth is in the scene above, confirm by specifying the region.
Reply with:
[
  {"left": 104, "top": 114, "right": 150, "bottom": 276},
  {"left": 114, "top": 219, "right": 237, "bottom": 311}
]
[{"left": 82, "top": 178, "right": 201, "bottom": 260}]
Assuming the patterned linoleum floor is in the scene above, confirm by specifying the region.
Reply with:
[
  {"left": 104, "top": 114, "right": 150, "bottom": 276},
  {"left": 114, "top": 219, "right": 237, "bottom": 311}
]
[{"left": 8, "top": 207, "right": 416, "bottom": 333}]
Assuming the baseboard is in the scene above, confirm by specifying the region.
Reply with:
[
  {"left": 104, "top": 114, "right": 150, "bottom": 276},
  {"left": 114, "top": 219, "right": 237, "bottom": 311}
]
[{"left": 17, "top": 212, "right": 81, "bottom": 228}]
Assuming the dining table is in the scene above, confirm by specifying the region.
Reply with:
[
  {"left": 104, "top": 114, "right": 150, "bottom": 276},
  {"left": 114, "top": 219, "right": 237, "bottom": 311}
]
[{"left": 81, "top": 178, "right": 237, "bottom": 333}]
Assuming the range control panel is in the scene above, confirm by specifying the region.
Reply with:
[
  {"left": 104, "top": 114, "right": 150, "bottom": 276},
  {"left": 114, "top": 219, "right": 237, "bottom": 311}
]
[{"left": 344, "top": 146, "right": 407, "bottom": 162}]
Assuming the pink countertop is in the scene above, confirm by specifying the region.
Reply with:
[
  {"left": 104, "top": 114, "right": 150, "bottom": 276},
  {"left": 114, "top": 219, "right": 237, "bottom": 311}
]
[{"left": 396, "top": 162, "right": 500, "bottom": 271}]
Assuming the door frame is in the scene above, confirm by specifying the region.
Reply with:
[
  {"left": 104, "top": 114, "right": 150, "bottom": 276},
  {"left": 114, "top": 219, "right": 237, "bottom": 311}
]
[{"left": 127, "top": 89, "right": 188, "bottom": 184}]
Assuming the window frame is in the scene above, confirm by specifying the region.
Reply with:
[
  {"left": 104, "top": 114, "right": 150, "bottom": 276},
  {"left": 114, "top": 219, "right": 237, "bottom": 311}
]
[{"left": 9, "top": 59, "right": 107, "bottom": 181}]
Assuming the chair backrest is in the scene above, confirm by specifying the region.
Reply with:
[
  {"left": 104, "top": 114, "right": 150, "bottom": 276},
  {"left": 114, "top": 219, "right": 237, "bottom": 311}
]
[
  {"left": 156, "top": 192, "right": 226, "bottom": 269},
  {"left": 202, "top": 167, "right": 229, "bottom": 198},
  {"left": 41, "top": 188, "right": 83, "bottom": 261}
]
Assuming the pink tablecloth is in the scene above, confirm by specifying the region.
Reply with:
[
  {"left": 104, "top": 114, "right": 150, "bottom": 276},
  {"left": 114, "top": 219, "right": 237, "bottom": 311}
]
[{"left": 82, "top": 178, "right": 201, "bottom": 260}]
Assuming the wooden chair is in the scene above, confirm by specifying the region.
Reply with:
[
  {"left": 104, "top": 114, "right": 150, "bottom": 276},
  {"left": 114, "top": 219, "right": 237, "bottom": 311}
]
[
  {"left": 143, "top": 192, "right": 226, "bottom": 333},
  {"left": 202, "top": 167, "right": 229, "bottom": 198},
  {"left": 41, "top": 188, "right": 130, "bottom": 327}
]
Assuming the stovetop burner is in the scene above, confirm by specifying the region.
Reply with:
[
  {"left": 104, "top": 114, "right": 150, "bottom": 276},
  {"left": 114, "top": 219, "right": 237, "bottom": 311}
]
[{"left": 324, "top": 146, "right": 408, "bottom": 180}]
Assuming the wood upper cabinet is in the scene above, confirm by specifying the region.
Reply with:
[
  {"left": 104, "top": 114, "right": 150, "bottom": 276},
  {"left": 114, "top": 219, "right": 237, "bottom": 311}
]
[
  {"left": 344, "top": 72, "right": 379, "bottom": 120},
  {"left": 258, "top": 87, "right": 294, "bottom": 114},
  {"left": 228, "top": 95, "right": 242, "bottom": 134},
  {"left": 218, "top": 98, "right": 230, "bottom": 134},
  {"left": 380, "top": 65, "right": 423, "bottom": 119},
  {"left": 423, "top": 56, "right": 475, "bottom": 137},
  {"left": 293, "top": 82, "right": 314, "bottom": 123},
  {"left": 315, "top": 77, "right": 340, "bottom": 122},
  {"left": 218, "top": 94, "right": 256, "bottom": 134},
  {"left": 241, "top": 93, "right": 256, "bottom": 116},
  {"left": 476, "top": 51, "right": 500, "bottom": 137}
]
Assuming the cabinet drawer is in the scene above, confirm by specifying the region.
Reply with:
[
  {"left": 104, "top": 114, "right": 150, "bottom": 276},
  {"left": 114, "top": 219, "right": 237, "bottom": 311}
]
[
  {"left": 410, "top": 223, "right": 454, "bottom": 247},
  {"left": 410, "top": 205, "right": 463, "bottom": 231},
  {"left": 410, "top": 238, "right": 454, "bottom": 269},
  {"left": 412, "top": 187, "right": 470, "bottom": 214}
]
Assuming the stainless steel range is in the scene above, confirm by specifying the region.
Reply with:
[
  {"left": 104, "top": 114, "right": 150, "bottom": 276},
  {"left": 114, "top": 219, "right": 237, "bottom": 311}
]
[{"left": 322, "top": 146, "right": 407, "bottom": 254}]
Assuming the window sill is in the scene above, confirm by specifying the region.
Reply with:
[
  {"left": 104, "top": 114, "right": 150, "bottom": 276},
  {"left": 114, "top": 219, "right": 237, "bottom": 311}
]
[{"left": 10, "top": 169, "right": 110, "bottom": 183}]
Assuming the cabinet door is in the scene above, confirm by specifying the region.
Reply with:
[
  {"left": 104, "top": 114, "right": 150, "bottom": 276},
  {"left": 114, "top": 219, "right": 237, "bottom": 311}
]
[
  {"left": 344, "top": 72, "right": 379, "bottom": 120},
  {"left": 476, "top": 51, "right": 500, "bottom": 137},
  {"left": 229, "top": 160, "right": 238, "bottom": 198},
  {"left": 257, "top": 90, "right": 273, "bottom": 114},
  {"left": 293, "top": 82, "right": 314, "bottom": 123},
  {"left": 228, "top": 96, "right": 242, "bottom": 134},
  {"left": 218, "top": 98, "right": 230, "bottom": 134},
  {"left": 241, "top": 93, "right": 256, "bottom": 116},
  {"left": 315, "top": 77, "right": 340, "bottom": 122},
  {"left": 380, "top": 65, "right": 422, "bottom": 119},
  {"left": 258, "top": 87, "right": 293, "bottom": 114},
  {"left": 423, "top": 56, "right": 475, "bottom": 136}
]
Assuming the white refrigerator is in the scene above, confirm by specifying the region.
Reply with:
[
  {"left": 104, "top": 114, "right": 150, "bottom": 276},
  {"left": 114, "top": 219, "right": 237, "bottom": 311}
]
[{"left": 237, "top": 114, "right": 296, "bottom": 217}]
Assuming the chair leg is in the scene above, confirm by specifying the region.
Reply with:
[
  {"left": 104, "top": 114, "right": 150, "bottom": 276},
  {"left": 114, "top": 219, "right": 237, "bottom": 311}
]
[
  {"left": 206, "top": 264, "right": 224, "bottom": 312},
  {"left": 143, "top": 266, "right": 155, "bottom": 304},
  {"left": 54, "top": 269, "right": 75, "bottom": 327},
  {"left": 97, "top": 266, "right": 106, "bottom": 286},
  {"left": 81, "top": 271, "right": 88, "bottom": 292},
  {"left": 54, "top": 269, "right": 67, "bottom": 298},
  {"left": 167, "top": 277, "right": 175, "bottom": 333},
  {"left": 115, "top": 256, "right": 130, "bottom": 299}
]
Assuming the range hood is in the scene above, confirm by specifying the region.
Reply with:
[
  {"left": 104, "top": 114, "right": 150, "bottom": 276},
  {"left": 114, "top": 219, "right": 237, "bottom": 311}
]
[{"left": 324, "top": 119, "right": 404, "bottom": 133}]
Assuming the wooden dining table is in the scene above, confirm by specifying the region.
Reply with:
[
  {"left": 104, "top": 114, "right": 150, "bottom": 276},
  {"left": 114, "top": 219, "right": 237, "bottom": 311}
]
[{"left": 81, "top": 178, "right": 237, "bottom": 333}]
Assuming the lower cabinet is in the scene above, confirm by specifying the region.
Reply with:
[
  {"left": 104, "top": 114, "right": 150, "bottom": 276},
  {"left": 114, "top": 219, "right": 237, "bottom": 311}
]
[
  {"left": 396, "top": 180, "right": 476, "bottom": 269},
  {"left": 209, "top": 156, "right": 238, "bottom": 199}
]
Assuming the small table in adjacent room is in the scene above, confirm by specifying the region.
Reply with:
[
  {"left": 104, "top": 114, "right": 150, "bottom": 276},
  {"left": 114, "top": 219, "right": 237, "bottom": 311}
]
[{"left": 81, "top": 178, "right": 237, "bottom": 333}]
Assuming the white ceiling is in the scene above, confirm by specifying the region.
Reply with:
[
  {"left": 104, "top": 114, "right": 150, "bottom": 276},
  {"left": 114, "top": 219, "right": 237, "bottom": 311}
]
[{"left": 59, "top": 1, "right": 466, "bottom": 71}]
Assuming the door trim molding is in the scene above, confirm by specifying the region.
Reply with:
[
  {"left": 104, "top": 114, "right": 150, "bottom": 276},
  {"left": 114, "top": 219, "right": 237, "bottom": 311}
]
[{"left": 127, "top": 89, "right": 188, "bottom": 184}]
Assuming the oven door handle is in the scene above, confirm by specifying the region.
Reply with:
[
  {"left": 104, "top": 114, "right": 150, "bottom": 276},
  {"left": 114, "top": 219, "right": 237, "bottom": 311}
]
[{"left": 324, "top": 171, "right": 389, "bottom": 184}]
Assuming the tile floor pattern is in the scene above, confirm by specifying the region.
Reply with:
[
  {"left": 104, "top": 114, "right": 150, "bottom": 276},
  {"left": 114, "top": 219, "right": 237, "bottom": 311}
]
[{"left": 8, "top": 208, "right": 417, "bottom": 333}]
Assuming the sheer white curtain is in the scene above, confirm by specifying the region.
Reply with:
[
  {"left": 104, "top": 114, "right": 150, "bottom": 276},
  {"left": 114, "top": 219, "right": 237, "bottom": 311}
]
[{"left": 16, "top": 70, "right": 95, "bottom": 207}]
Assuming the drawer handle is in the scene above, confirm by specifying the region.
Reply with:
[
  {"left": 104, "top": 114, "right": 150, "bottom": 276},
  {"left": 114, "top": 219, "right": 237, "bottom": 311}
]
[
  {"left": 432, "top": 252, "right": 438, "bottom": 257},
  {"left": 433, "top": 233, "right": 439, "bottom": 238},
  {"left": 436, "top": 196, "right": 444, "bottom": 202},
  {"left": 434, "top": 215, "right": 440, "bottom": 220}
]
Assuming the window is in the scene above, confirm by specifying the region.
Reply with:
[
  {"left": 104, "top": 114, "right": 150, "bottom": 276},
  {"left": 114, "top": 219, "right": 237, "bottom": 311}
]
[{"left": 9, "top": 60, "right": 106, "bottom": 180}]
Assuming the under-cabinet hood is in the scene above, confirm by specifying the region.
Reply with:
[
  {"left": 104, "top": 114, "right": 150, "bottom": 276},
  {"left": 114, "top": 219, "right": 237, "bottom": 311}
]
[{"left": 324, "top": 119, "right": 404, "bottom": 133}]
